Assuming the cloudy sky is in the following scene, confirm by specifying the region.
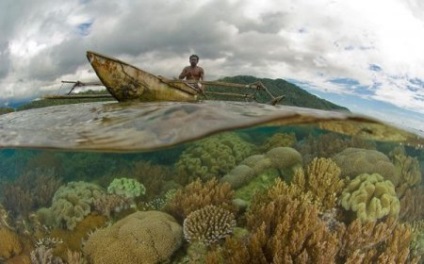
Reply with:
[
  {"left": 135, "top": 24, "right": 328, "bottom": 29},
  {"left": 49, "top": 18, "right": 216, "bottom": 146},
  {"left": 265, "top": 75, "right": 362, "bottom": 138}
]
[{"left": 1, "top": 0, "right": 423, "bottom": 132}]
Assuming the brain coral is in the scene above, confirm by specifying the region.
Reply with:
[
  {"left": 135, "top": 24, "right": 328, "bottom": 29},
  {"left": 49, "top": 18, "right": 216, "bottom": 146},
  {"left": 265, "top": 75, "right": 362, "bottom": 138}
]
[
  {"left": 183, "top": 205, "right": 236, "bottom": 246},
  {"left": 83, "top": 211, "right": 183, "bottom": 264},
  {"left": 332, "top": 148, "right": 396, "bottom": 182},
  {"left": 175, "top": 132, "right": 255, "bottom": 184},
  {"left": 340, "top": 173, "right": 400, "bottom": 222},
  {"left": 49, "top": 181, "right": 105, "bottom": 230}
]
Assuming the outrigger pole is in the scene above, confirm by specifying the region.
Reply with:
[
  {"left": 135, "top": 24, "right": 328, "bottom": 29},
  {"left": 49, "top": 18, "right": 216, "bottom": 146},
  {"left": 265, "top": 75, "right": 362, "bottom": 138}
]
[{"left": 51, "top": 79, "right": 285, "bottom": 105}]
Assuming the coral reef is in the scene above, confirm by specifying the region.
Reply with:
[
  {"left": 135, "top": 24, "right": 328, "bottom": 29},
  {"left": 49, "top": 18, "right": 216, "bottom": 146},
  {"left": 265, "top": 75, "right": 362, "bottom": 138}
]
[
  {"left": 107, "top": 177, "right": 145, "bottom": 199},
  {"left": 389, "top": 146, "right": 422, "bottom": 197},
  {"left": 164, "top": 178, "right": 235, "bottom": 223},
  {"left": 399, "top": 187, "right": 424, "bottom": 222},
  {"left": 332, "top": 147, "right": 396, "bottom": 180},
  {"left": 258, "top": 132, "right": 296, "bottom": 152},
  {"left": 39, "top": 181, "right": 105, "bottom": 230},
  {"left": 50, "top": 214, "right": 107, "bottom": 260},
  {"left": 0, "top": 227, "right": 23, "bottom": 261},
  {"left": 131, "top": 161, "right": 173, "bottom": 199},
  {"left": 340, "top": 173, "right": 400, "bottom": 222},
  {"left": 296, "top": 133, "right": 376, "bottom": 165},
  {"left": 291, "top": 157, "right": 345, "bottom": 211},
  {"left": 221, "top": 147, "right": 302, "bottom": 189},
  {"left": 205, "top": 179, "right": 418, "bottom": 263},
  {"left": 0, "top": 168, "right": 62, "bottom": 218},
  {"left": 175, "top": 132, "right": 255, "bottom": 184},
  {"left": 183, "top": 205, "right": 236, "bottom": 246},
  {"left": 92, "top": 194, "right": 134, "bottom": 218},
  {"left": 30, "top": 245, "right": 64, "bottom": 264},
  {"left": 83, "top": 211, "right": 183, "bottom": 264}
]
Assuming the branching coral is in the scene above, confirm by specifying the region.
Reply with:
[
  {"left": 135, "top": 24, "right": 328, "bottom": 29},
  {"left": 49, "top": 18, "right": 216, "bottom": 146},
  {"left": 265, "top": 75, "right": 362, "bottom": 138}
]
[
  {"left": 83, "top": 211, "right": 183, "bottom": 264},
  {"left": 175, "top": 132, "right": 255, "bottom": 185},
  {"left": 205, "top": 177, "right": 418, "bottom": 263},
  {"left": 389, "top": 146, "right": 422, "bottom": 197},
  {"left": 183, "top": 205, "right": 236, "bottom": 246},
  {"left": 164, "top": 178, "right": 235, "bottom": 223},
  {"left": 340, "top": 173, "right": 400, "bottom": 222},
  {"left": 292, "top": 157, "right": 345, "bottom": 211},
  {"left": 0, "top": 168, "right": 62, "bottom": 218}
]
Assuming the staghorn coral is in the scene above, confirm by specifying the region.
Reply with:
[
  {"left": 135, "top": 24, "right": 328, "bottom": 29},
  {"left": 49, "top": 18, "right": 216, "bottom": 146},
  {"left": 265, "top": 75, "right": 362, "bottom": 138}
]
[
  {"left": 83, "top": 211, "right": 183, "bottom": 264},
  {"left": 107, "top": 177, "right": 145, "bottom": 199},
  {"left": 332, "top": 147, "right": 396, "bottom": 181},
  {"left": 221, "top": 147, "right": 302, "bottom": 189},
  {"left": 183, "top": 205, "right": 236, "bottom": 246},
  {"left": 164, "top": 178, "right": 235, "bottom": 223},
  {"left": 40, "top": 181, "right": 105, "bottom": 230},
  {"left": 292, "top": 157, "right": 345, "bottom": 211},
  {"left": 0, "top": 227, "right": 23, "bottom": 261},
  {"left": 340, "top": 173, "right": 400, "bottom": 222},
  {"left": 175, "top": 132, "right": 255, "bottom": 185}
]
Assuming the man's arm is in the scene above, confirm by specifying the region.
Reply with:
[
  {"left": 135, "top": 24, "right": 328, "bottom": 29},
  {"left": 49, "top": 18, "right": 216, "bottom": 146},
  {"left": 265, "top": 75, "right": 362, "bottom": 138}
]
[
  {"left": 179, "top": 67, "right": 187, "bottom": 80},
  {"left": 199, "top": 67, "right": 204, "bottom": 81}
]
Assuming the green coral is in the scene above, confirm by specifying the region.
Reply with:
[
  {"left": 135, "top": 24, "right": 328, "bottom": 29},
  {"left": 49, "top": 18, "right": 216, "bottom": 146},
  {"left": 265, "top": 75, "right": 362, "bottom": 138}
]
[
  {"left": 43, "top": 181, "right": 105, "bottom": 230},
  {"left": 176, "top": 132, "right": 255, "bottom": 184},
  {"left": 221, "top": 147, "right": 303, "bottom": 189},
  {"left": 107, "top": 178, "right": 145, "bottom": 199},
  {"left": 340, "top": 173, "right": 400, "bottom": 222},
  {"left": 332, "top": 148, "right": 396, "bottom": 181}
]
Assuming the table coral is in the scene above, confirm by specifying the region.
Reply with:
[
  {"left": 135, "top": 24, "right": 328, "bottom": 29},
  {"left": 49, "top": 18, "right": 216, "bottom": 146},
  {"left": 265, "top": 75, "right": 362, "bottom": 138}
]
[
  {"left": 83, "top": 211, "right": 183, "bottom": 264},
  {"left": 175, "top": 132, "right": 255, "bottom": 184},
  {"left": 183, "top": 205, "right": 236, "bottom": 246},
  {"left": 341, "top": 173, "right": 400, "bottom": 222}
]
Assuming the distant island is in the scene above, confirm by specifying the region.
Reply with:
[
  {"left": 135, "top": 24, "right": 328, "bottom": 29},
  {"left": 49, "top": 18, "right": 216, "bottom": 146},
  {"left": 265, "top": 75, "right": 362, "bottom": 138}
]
[{"left": 0, "top": 76, "right": 349, "bottom": 113}]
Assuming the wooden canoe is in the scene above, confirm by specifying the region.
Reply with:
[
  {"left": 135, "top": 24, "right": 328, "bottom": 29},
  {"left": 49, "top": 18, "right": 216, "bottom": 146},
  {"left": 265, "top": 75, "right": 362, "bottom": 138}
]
[{"left": 86, "top": 51, "right": 284, "bottom": 104}]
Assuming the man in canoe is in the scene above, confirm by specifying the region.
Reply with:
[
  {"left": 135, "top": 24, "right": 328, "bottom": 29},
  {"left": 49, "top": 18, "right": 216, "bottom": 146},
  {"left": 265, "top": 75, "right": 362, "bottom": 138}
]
[{"left": 179, "top": 54, "right": 205, "bottom": 93}]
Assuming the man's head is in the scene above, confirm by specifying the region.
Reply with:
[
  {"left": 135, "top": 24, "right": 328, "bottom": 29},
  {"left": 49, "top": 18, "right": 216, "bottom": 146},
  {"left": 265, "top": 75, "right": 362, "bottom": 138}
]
[{"left": 189, "top": 54, "right": 199, "bottom": 67}]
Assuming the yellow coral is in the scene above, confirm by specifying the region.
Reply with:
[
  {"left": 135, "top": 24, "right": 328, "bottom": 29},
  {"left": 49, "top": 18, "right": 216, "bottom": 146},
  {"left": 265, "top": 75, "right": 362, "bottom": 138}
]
[
  {"left": 0, "top": 227, "right": 22, "bottom": 260},
  {"left": 83, "top": 211, "right": 182, "bottom": 264},
  {"left": 341, "top": 173, "right": 400, "bottom": 221}
]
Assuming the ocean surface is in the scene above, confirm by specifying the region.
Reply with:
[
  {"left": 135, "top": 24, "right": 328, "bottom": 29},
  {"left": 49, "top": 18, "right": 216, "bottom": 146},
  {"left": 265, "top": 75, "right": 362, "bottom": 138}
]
[{"left": 0, "top": 101, "right": 423, "bottom": 263}]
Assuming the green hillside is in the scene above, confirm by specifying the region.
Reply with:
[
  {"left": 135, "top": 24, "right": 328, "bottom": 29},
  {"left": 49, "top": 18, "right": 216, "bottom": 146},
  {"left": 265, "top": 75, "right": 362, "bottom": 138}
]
[
  {"left": 207, "top": 76, "right": 349, "bottom": 111},
  {"left": 9, "top": 76, "right": 349, "bottom": 112}
]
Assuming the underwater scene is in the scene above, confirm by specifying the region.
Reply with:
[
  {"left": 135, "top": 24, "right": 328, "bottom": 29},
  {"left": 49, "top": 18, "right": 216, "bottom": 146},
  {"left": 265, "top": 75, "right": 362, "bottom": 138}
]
[{"left": 1, "top": 101, "right": 424, "bottom": 264}]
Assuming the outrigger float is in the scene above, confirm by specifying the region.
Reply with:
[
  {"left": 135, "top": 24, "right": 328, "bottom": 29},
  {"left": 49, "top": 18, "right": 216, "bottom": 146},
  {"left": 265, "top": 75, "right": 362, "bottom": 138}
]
[{"left": 45, "top": 51, "right": 284, "bottom": 105}]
